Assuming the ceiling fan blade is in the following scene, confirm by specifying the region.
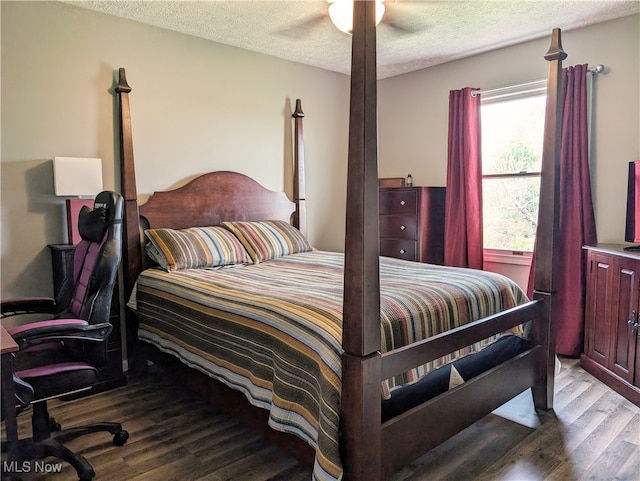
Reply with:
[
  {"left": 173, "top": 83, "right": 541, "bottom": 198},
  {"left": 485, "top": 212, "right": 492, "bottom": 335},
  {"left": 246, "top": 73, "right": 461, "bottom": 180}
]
[
  {"left": 383, "top": 1, "right": 430, "bottom": 35},
  {"left": 276, "top": 12, "right": 327, "bottom": 39}
]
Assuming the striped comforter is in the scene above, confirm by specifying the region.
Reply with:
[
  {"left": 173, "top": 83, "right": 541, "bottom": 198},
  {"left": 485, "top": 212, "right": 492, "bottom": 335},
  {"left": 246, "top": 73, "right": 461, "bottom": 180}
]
[{"left": 133, "top": 251, "right": 528, "bottom": 481}]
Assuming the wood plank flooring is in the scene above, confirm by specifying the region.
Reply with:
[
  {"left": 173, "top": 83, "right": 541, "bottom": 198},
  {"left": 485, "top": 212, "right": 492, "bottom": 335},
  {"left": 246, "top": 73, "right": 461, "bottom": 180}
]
[{"left": 3, "top": 358, "right": 639, "bottom": 481}]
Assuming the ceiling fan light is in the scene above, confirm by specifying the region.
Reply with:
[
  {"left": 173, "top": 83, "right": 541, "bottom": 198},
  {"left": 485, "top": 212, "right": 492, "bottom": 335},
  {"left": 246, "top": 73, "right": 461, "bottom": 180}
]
[{"left": 328, "top": 0, "right": 385, "bottom": 35}]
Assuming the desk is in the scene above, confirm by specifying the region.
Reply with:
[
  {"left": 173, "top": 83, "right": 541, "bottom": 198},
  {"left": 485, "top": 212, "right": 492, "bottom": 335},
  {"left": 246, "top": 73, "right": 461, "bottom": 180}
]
[{"left": 1, "top": 324, "right": 19, "bottom": 461}]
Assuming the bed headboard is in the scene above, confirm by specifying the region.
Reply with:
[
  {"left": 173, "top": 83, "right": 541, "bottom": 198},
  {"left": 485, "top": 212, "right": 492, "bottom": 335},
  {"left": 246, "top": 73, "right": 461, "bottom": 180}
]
[{"left": 138, "top": 171, "right": 295, "bottom": 231}]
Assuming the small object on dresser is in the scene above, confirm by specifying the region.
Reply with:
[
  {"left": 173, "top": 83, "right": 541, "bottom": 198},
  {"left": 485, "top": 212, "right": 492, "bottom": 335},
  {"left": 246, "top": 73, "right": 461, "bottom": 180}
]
[
  {"left": 406, "top": 174, "right": 413, "bottom": 187},
  {"left": 379, "top": 177, "right": 406, "bottom": 188}
]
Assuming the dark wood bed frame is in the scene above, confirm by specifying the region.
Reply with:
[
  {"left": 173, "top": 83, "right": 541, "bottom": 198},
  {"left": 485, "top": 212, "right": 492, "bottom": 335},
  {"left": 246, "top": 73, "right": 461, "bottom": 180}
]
[{"left": 115, "top": 4, "right": 566, "bottom": 478}]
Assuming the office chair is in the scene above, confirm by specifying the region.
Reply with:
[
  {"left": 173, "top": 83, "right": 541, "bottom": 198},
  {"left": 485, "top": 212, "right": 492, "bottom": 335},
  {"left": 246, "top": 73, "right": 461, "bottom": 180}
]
[{"left": 1, "top": 191, "right": 129, "bottom": 481}]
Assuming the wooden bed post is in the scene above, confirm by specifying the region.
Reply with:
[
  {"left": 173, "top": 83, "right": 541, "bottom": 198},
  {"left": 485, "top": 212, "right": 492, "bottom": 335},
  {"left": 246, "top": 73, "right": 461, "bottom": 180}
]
[
  {"left": 341, "top": 2, "right": 382, "bottom": 480},
  {"left": 532, "top": 28, "right": 567, "bottom": 410},
  {"left": 115, "top": 67, "right": 141, "bottom": 357},
  {"left": 292, "top": 99, "right": 307, "bottom": 236}
]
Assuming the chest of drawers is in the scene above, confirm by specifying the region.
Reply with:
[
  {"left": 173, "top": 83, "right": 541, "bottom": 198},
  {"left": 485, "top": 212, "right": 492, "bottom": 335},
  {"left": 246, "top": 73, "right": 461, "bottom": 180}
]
[{"left": 379, "top": 186, "right": 446, "bottom": 264}]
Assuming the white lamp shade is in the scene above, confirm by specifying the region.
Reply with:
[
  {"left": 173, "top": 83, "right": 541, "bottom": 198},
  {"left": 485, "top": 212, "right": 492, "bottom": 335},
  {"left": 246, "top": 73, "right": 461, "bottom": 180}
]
[{"left": 53, "top": 157, "right": 103, "bottom": 197}]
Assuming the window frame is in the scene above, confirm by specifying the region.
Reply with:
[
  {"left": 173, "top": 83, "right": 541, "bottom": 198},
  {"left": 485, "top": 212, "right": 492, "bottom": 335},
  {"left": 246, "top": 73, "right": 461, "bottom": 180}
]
[{"left": 480, "top": 83, "right": 547, "bottom": 254}]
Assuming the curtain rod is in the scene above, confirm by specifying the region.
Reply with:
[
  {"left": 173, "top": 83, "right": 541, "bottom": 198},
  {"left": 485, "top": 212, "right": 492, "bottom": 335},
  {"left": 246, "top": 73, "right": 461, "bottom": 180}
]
[{"left": 471, "top": 64, "right": 605, "bottom": 98}]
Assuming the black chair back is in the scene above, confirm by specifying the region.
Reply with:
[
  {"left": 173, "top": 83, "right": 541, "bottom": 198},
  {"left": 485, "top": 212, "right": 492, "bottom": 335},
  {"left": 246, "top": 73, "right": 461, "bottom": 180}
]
[{"left": 64, "top": 191, "right": 123, "bottom": 326}]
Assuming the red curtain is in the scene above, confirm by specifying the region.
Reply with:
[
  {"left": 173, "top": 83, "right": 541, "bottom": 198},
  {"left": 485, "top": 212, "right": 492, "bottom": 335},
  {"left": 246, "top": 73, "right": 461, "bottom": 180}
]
[
  {"left": 444, "top": 88, "right": 483, "bottom": 269},
  {"left": 528, "top": 64, "right": 598, "bottom": 356}
]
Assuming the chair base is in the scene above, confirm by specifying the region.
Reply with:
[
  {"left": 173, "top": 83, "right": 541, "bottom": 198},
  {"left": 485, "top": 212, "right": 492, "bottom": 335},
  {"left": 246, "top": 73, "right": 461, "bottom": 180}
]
[
  {"left": 1, "top": 403, "right": 128, "bottom": 481},
  {"left": 2, "top": 436, "right": 95, "bottom": 480},
  {"left": 51, "top": 421, "right": 128, "bottom": 446}
]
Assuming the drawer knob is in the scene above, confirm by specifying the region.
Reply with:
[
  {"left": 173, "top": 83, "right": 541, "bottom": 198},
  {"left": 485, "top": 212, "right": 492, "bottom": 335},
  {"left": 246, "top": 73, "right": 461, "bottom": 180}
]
[
  {"left": 399, "top": 200, "right": 405, "bottom": 206},
  {"left": 399, "top": 249, "right": 406, "bottom": 255},
  {"left": 400, "top": 225, "right": 406, "bottom": 231}
]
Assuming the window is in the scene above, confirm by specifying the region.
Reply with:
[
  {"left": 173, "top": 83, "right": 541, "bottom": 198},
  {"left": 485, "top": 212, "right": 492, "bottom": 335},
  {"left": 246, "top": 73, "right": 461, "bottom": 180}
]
[{"left": 481, "top": 91, "right": 546, "bottom": 252}]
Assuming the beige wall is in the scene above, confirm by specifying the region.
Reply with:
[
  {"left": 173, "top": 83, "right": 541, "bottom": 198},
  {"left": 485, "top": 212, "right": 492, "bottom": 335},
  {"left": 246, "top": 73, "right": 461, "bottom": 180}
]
[
  {"left": 2, "top": 2, "right": 639, "bottom": 308},
  {"left": 1, "top": 1, "right": 350, "bottom": 303},
  {"left": 378, "top": 14, "right": 640, "bottom": 246}
]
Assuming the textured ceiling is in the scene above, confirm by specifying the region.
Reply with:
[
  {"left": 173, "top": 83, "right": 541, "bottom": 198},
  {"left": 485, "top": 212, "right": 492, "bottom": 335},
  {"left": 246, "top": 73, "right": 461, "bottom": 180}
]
[{"left": 63, "top": 0, "right": 640, "bottom": 78}]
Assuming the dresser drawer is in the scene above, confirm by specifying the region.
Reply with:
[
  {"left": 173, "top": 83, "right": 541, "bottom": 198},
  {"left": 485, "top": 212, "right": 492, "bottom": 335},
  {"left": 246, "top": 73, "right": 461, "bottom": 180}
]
[
  {"left": 379, "top": 215, "right": 418, "bottom": 239},
  {"left": 380, "top": 239, "right": 417, "bottom": 261},
  {"left": 379, "top": 189, "right": 418, "bottom": 215}
]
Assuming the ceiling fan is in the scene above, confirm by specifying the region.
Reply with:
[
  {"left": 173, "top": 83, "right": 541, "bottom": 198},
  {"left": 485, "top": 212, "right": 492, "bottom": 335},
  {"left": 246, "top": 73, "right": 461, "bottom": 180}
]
[
  {"left": 328, "top": 0, "right": 386, "bottom": 34},
  {"left": 279, "top": 0, "right": 428, "bottom": 38}
]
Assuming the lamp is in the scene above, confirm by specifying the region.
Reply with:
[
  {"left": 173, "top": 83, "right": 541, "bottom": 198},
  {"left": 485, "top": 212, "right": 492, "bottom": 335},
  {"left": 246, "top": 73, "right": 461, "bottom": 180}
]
[
  {"left": 53, "top": 157, "right": 103, "bottom": 244},
  {"left": 328, "top": 0, "right": 385, "bottom": 34}
]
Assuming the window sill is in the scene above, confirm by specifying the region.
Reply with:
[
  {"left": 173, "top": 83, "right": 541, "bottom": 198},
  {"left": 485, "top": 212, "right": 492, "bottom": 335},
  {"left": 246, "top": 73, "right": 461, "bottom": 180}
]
[{"left": 483, "top": 249, "right": 533, "bottom": 266}]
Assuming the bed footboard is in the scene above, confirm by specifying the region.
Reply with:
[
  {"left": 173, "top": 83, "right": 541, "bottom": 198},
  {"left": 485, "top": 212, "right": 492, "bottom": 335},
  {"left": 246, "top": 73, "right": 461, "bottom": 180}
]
[
  {"left": 381, "top": 347, "right": 541, "bottom": 477},
  {"left": 380, "top": 300, "right": 544, "bottom": 380},
  {"left": 378, "top": 298, "right": 550, "bottom": 477}
]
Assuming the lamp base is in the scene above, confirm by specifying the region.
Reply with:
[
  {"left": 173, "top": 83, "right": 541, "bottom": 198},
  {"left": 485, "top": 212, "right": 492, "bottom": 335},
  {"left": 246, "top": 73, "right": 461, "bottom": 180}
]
[{"left": 66, "top": 198, "right": 95, "bottom": 244}]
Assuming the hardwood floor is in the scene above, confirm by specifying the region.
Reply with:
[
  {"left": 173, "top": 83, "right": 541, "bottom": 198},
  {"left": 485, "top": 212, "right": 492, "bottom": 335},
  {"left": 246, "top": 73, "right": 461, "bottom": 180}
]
[{"left": 3, "top": 358, "right": 639, "bottom": 481}]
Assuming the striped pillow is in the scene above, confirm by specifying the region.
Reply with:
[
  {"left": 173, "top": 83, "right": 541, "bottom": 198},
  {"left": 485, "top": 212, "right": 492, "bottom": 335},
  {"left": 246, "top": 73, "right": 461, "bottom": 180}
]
[
  {"left": 221, "top": 220, "right": 312, "bottom": 264},
  {"left": 144, "top": 226, "right": 252, "bottom": 271}
]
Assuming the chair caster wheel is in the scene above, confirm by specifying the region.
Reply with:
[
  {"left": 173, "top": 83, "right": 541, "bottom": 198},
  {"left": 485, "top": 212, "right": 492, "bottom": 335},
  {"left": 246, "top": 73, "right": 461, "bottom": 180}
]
[
  {"left": 50, "top": 417, "right": 62, "bottom": 432},
  {"left": 113, "top": 430, "right": 129, "bottom": 446}
]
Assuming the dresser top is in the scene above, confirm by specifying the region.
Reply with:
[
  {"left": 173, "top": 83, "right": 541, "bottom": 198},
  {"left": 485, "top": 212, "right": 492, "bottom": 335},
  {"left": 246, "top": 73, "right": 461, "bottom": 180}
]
[
  {"left": 379, "top": 186, "right": 445, "bottom": 191},
  {"left": 584, "top": 243, "right": 640, "bottom": 259}
]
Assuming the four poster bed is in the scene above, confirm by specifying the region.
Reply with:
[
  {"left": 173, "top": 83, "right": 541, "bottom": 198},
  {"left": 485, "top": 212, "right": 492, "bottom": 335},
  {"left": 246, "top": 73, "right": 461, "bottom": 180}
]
[{"left": 116, "top": 5, "right": 565, "bottom": 480}]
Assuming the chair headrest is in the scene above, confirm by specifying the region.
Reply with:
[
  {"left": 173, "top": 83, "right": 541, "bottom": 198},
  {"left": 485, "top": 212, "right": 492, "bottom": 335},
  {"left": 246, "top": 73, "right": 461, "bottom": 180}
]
[
  {"left": 77, "top": 191, "right": 123, "bottom": 243},
  {"left": 93, "top": 191, "right": 124, "bottom": 224}
]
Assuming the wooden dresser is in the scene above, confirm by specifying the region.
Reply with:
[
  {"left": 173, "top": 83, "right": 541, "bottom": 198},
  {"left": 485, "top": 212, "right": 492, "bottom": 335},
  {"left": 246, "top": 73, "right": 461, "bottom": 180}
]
[
  {"left": 581, "top": 244, "right": 640, "bottom": 406},
  {"left": 378, "top": 186, "right": 446, "bottom": 264}
]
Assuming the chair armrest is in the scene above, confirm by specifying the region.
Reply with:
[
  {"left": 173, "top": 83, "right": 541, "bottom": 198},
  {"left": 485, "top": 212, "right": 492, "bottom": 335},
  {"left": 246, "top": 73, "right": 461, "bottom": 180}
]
[
  {"left": 1, "top": 297, "right": 56, "bottom": 318},
  {"left": 9, "top": 319, "right": 112, "bottom": 350}
]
